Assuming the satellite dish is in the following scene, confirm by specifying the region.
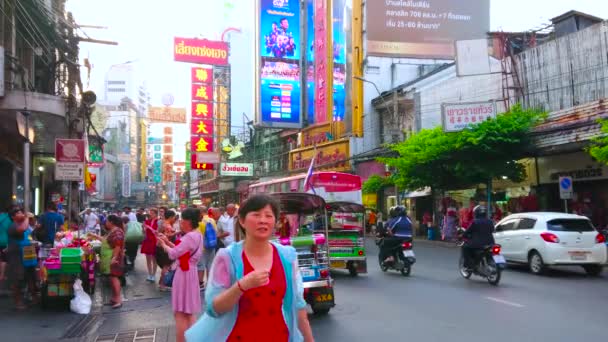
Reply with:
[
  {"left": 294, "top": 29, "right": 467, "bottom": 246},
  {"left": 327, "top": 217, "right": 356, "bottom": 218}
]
[{"left": 162, "top": 93, "right": 175, "bottom": 107}]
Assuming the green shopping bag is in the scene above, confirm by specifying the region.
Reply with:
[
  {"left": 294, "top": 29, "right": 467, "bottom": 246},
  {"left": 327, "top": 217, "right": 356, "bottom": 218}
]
[
  {"left": 100, "top": 239, "right": 113, "bottom": 275},
  {"left": 125, "top": 222, "right": 144, "bottom": 244}
]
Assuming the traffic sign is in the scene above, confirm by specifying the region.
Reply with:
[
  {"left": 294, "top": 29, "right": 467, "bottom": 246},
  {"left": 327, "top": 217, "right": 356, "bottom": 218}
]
[{"left": 559, "top": 176, "right": 573, "bottom": 200}]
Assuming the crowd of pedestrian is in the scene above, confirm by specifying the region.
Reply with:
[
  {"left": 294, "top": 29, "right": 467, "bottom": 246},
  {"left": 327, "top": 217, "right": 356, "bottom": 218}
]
[{"left": 1, "top": 197, "right": 314, "bottom": 342}]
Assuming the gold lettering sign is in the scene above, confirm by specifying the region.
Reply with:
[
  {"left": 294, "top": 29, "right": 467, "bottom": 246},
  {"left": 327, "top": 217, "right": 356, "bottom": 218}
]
[
  {"left": 148, "top": 107, "right": 187, "bottom": 124},
  {"left": 289, "top": 139, "right": 350, "bottom": 172}
]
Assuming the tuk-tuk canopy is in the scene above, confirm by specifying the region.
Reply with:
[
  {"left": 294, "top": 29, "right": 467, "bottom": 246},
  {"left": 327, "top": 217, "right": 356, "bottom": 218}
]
[
  {"left": 327, "top": 202, "right": 365, "bottom": 213},
  {"left": 271, "top": 192, "right": 327, "bottom": 215}
]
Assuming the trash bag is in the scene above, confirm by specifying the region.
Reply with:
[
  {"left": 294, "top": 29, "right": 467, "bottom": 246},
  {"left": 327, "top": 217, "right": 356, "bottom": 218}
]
[{"left": 70, "top": 279, "right": 92, "bottom": 314}]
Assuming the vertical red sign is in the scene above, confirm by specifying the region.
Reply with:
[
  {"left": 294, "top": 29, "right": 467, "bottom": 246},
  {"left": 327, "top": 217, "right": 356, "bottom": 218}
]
[{"left": 191, "top": 67, "right": 215, "bottom": 170}]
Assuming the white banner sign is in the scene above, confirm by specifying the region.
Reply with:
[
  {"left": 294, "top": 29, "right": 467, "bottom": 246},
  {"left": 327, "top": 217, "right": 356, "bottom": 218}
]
[
  {"left": 55, "top": 162, "right": 84, "bottom": 181},
  {"left": 441, "top": 101, "right": 497, "bottom": 132},
  {"left": 122, "top": 164, "right": 131, "bottom": 198},
  {"left": 220, "top": 163, "right": 254, "bottom": 177}
]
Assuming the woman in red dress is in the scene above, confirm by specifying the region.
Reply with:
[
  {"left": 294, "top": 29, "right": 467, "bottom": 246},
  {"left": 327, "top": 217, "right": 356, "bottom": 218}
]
[
  {"left": 141, "top": 208, "right": 159, "bottom": 282},
  {"left": 187, "top": 194, "right": 314, "bottom": 342}
]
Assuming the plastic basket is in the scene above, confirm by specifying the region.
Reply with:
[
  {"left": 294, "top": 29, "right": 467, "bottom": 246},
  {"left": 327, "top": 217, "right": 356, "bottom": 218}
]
[{"left": 60, "top": 248, "right": 82, "bottom": 263}]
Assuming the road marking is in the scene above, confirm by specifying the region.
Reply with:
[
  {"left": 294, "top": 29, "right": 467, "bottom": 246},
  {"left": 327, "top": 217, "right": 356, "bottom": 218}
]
[{"left": 485, "top": 296, "right": 525, "bottom": 308}]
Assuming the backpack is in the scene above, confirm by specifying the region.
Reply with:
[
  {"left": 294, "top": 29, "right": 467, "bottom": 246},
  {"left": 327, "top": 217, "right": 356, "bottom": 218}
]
[{"left": 204, "top": 222, "right": 217, "bottom": 249}]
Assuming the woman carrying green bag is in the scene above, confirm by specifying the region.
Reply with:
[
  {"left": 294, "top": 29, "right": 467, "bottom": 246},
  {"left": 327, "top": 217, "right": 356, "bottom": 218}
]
[{"left": 124, "top": 216, "right": 144, "bottom": 271}]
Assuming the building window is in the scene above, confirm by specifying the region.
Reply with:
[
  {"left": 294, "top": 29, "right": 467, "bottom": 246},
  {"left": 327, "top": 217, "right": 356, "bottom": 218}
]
[
  {"left": 108, "top": 88, "right": 126, "bottom": 92},
  {"left": 107, "top": 80, "right": 126, "bottom": 85}
]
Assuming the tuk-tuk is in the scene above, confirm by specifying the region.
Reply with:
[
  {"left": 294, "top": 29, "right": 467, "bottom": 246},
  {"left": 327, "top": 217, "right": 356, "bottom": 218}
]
[
  {"left": 270, "top": 193, "right": 335, "bottom": 315},
  {"left": 325, "top": 202, "right": 367, "bottom": 276}
]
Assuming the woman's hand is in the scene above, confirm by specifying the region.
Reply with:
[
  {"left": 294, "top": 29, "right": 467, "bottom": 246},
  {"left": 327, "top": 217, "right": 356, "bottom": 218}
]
[{"left": 239, "top": 270, "right": 270, "bottom": 291}]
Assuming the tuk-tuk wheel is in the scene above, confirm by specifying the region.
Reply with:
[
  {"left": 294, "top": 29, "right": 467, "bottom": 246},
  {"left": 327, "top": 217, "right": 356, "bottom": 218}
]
[
  {"left": 312, "top": 307, "right": 330, "bottom": 315},
  {"left": 348, "top": 264, "right": 358, "bottom": 277}
]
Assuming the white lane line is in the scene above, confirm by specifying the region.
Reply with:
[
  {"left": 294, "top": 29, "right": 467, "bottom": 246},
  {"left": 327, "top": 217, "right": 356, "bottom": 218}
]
[{"left": 485, "top": 296, "right": 525, "bottom": 308}]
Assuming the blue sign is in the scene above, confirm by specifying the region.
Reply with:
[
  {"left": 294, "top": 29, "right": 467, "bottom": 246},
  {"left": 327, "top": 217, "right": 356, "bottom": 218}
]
[
  {"left": 560, "top": 177, "right": 572, "bottom": 190},
  {"left": 259, "top": 0, "right": 302, "bottom": 128}
]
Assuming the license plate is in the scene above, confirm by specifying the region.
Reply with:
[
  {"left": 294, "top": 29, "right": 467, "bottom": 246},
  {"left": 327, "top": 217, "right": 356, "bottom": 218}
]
[
  {"left": 403, "top": 250, "right": 415, "bottom": 258},
  {"left": 569, "top": 252, "right": 587, "bottom": 261},
  {"left": 301, "top": 269, "right": 315, "bottom": 278},
  {"left": 330, "top": 260, "right": 346, "bottom": 268},
  {"left": 493, "top": 255, "right": 506, "bottom": 264},
  {"left": 314, "top": 293, "right": 334, "bottom": 303}
]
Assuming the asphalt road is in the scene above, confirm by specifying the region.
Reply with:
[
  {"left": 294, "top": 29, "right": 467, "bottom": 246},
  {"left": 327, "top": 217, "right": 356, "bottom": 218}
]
[{"left": 311, "top": 239, "right": 608, "bottom": 342}]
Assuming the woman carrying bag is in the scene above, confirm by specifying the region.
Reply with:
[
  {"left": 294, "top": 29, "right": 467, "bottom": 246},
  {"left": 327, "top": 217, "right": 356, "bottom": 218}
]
[
  {"left": 124, "top": 216, "right": 144, "bottom": 271},
  {"left": 89, "top": 215, "right": 125, "bottom": 309}
]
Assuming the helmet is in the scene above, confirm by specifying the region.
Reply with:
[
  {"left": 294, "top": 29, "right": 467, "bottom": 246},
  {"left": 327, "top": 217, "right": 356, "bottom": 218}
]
[
  {"left": 473, "top": 205, "right": 487, "bottom": 219},
  {"left": 394, "top": 205, "right": 407, "bottom": 217},
  {"left": 389, "top": 206, "right": 397, "bottom": 218}
]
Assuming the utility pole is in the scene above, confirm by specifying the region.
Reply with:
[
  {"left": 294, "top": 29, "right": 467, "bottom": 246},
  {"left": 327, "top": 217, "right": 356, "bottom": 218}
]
[{"left": 22, "top": 111, "right": 31, "bottom": 212}]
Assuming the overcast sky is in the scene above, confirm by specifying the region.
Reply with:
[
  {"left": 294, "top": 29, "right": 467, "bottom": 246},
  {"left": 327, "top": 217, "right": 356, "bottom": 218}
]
[{"left": 67, "top": 0, "right": 608, "bottom": 162}]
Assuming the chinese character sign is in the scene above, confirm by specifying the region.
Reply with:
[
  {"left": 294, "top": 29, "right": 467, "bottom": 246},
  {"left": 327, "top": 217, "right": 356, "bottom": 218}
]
[
  {"left": 441, "top": 101, "right": 497, "bottom": 132},
  {"left": 191, "top": 67, "right": 216, "bottom": 170}
]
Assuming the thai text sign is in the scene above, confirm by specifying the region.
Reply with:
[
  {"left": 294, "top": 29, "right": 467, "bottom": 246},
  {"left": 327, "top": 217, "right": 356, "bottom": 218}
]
[
  {"left": 441, "top": 101, "right": 496, "bottom": 132},
  {"left": 55, "top": 139, "right": 85, "bottom": 181},
  {"left": 148, "top": 107, "right": 187, "bottom": 124},
  {"left": 289, "top": 139, "right": 350, "bottom": 172},
  {"left": 299, "top": 122, "right": 332, "bottom": 148},
  {"left": 366, "top": 0, "right": 490, "bottom": 58},
  {"left": 174, "top": 38, "right": 229, "bottom": 65},
  {"left": 220, "top": 163, "right": 254, "bottom": 177}
]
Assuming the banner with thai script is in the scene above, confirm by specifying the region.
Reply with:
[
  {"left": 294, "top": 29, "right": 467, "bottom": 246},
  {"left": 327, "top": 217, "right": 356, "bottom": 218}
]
[
  {"left": 220, "top": 163, "right": 254, "bottom": 177},
  {"left": 174, "top": 38, "right": 229, "bottom": 65},
  {"left": 441, "top": 101, "right": 497, "bottom": 132}
]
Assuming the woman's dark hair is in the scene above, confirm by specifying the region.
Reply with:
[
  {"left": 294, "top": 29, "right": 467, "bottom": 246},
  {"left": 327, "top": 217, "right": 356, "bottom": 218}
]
[
  {"left": 237, "top": 195, "right": 280, "bottom": 237},
  {"left": 9, "top": 207, "right": 23, "bottom": 218},
  {"left": 181, "top": 208, "right": 200, "bottom": 228},
  {"left": 121, "top": 216, "right": 130, "bottom": 224},
  {"left": 164, "top": 209, "right": 177, "bottom": 220},
  {"left": 106, "top": 215, "right": 124, "bottom": 230}
]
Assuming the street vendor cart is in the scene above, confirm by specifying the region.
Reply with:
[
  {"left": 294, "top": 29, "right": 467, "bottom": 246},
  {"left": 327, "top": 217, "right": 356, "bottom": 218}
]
[{"left": 271, "top": 193, "right": 335, "bottom": 315}]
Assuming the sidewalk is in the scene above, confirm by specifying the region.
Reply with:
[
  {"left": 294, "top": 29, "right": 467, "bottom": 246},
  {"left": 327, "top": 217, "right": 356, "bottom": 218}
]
[{"left": 0, "top": 250, "right": 186, "bottom": 342}]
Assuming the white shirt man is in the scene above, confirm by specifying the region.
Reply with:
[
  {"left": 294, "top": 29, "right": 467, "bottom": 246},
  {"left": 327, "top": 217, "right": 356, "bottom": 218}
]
[
  {"left": 218, "top": 204, "right": 236, "bottom": 246},
  {"left": 84, "top": 210, "right": 99, "bottom": 233}
]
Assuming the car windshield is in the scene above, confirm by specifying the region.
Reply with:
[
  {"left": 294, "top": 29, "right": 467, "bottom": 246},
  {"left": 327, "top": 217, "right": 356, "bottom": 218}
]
[{"left": 546, "top": 219, "right": 595, "bottom": 232}]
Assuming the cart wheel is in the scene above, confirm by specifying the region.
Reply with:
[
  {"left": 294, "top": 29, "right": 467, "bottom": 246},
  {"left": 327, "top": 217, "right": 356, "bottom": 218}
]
[{"left": 312, "top": 307, "right": 330, "bottom": 315}]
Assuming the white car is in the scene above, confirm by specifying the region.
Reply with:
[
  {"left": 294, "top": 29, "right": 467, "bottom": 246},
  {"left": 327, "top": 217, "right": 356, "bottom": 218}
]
[{"left": 493, "top": 212, "right": 607, "bottom": 275}]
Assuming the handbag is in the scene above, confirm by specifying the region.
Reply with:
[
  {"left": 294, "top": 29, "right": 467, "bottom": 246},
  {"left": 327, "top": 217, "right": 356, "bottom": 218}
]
[
  {"left": 22, "top": 245, "right": 38, "bottom": 267},
  {"left": 163, "top": 269, "right": 176, "bottom": 287}
]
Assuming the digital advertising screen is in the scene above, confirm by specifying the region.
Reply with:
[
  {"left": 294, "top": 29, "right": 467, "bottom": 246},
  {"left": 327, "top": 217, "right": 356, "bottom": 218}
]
[
  {"left": 258, "top": 0, "right": 302, "bottom": 128},
  {"left": 260, "top": 59, "right": 301, "bottom": 125}
]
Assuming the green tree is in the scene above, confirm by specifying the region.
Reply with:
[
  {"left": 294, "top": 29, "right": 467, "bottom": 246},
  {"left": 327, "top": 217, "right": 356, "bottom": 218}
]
[
  {"left": 588, "top": 119, "right": 608, "bottom": 163},
  {"left": 380, "top": 105, "right": 545, "bottom": 192},
  {"left": 362, "top": 175, "right": 395, "bottom": 194}
]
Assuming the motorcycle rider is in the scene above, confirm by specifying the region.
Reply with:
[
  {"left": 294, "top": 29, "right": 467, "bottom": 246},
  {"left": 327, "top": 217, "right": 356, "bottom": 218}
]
[
  {"left": 379, "top": 206, "right": 413, "bottom": 264},
  {"left": 461, "top": 205, "right": 496, "bottom": 270}
]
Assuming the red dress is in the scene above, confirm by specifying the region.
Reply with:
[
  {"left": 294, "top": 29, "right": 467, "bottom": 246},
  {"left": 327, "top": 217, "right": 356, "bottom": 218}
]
[
  {"left": 227, "top": 245, "right": 289, "bottom": 342},
  {"left": 140, "top": 218, "right": 158, "bottom": 255}
]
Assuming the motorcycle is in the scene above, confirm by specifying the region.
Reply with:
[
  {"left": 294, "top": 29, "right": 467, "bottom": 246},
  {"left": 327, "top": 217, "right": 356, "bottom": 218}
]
[
  {"left": 459, "top": 244, "right": 506, "bottom": 285},
  {"left": 376, "top": 234, "right": 416, "bottom": 276}
]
